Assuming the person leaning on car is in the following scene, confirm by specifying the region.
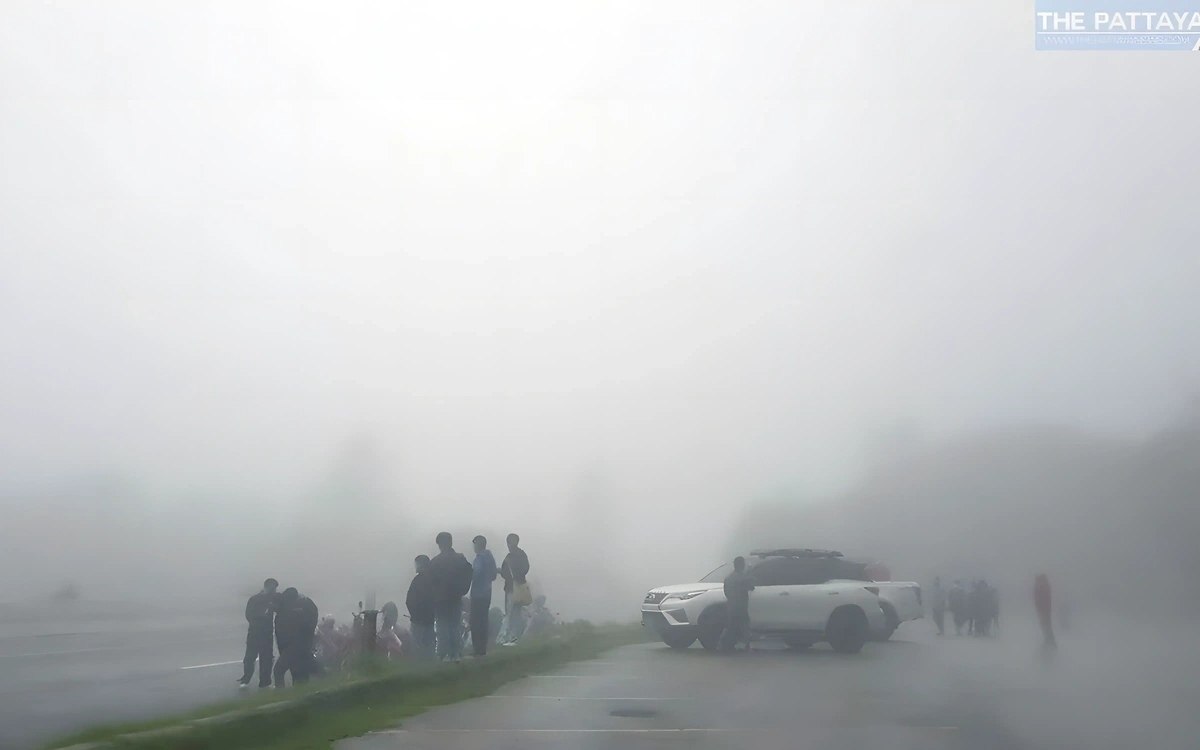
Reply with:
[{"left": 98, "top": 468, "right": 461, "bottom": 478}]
[{"left": 720, "top": 556, "right": 755, "bottom": 652}]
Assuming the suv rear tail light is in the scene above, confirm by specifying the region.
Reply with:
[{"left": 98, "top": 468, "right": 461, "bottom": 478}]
[{"left": 914, "top": 586, "right": 922, "bottom": 607}]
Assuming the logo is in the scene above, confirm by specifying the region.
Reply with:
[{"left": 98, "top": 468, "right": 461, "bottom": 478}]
[{"left": 1035, "top": 0, "right": 1200, "bottom": 50}]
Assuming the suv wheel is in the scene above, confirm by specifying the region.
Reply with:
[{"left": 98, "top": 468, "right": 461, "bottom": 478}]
[
  {"left": 872, "top": 603, "right": 899, "bottom": 642},
  {"left": 662, "top": 632, "right": 697, "bottom": 649},
  {"left": 826, "top": 606, "right": 868, "bottom": 654},
  {"left": 697, "top": 605, "right": 726, "bottom": 651}
]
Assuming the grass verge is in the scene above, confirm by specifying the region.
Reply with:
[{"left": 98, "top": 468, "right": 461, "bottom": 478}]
[{"left": 50, "top": 622, "right": 646, "bottom": 750}]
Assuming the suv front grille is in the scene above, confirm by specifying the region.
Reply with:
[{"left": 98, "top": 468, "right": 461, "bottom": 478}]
[{"left": 644, "top": 592, "right": 667, "bottom": 605}]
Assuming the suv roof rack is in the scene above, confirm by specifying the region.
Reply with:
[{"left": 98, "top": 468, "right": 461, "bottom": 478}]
[{"left": 749, "top": 548, "right": 843, "bottom": 558}]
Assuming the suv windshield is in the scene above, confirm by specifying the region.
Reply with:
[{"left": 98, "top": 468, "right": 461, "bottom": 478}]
[
  {"left": 700, "top": 558, "right": 765, "bottom": 583},
  {"left": 700, "top": 562, "right": 733, "bottom": 582}
]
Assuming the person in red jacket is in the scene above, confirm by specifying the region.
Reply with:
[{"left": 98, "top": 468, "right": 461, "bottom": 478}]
[{"left": 1034, "top": 573, "right": 1056, "bottom": 650}]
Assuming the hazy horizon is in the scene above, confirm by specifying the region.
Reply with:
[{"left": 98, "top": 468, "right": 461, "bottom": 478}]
[{"left": 3, "top": 1, "right": 1199, "bottom": 616}]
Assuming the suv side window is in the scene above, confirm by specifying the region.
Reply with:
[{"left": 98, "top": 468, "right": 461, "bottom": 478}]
[
  {"left": 751, "top": 558, "right": 832, "bottom": 586},
  {"left": 832, "top": 560, "right": 870, "bottom": 581}
]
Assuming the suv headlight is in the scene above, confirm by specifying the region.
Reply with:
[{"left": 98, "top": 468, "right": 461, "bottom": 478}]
[{"left": 663, "top": 590, "right": 707, "bottom": 602}]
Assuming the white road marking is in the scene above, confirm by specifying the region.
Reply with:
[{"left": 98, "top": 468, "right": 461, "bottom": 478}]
[
  {"left": 0, "top": 646, "right": 127, "bottom": 659},
  {"left": 526, "top": 674, "right": 623, "bottom": 679},
  {"left": 179, "top": 660, "right": 242, "bottom": 670},
  {"left": 379, "top": 725, "right": 958, "bottom": 735},
  {"left": 0, "top": 636, "right": 231, "bottom": 660},
  {"left": 484, "top": 695, "right": 687, "bottom": 701},
  {"left": 378, "top": 729, "right": 760, "bottom": 735}
]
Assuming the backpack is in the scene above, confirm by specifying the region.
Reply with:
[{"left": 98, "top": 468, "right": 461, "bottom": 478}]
[{"left": 451, "top": 553, "right": 474, "bottom": 599}]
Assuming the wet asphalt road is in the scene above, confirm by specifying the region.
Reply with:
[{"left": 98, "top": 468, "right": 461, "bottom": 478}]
[
  {"left": 3, "top": 614, "right": 1196, "bottom": 750},
  {"left": 0, "top": 612, "right": 254, "bottom": 750},
  {"left": 339, "top": 619, "right": 1200, "bottom": 750}
]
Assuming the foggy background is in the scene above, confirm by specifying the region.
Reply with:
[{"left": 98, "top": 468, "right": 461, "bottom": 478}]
[{"left": 2, "top": 1, "right": 1198, "bottom": 624}]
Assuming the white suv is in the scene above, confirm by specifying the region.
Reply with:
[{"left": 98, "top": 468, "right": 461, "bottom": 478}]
[{"left": 641, "top": 549, "right": 889, "bottom": 654}]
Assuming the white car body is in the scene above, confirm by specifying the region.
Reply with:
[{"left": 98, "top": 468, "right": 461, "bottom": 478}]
[
  {"left": 642, "top": 550, "right": 888, "bottom": 653},
  {"left": 872, "top": 581, "right": 923, "bottom": 639}
]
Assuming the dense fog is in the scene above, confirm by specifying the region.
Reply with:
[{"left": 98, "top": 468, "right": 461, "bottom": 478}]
[{"left": 2, "top": 1, "right": 1198, "bottom": 629}]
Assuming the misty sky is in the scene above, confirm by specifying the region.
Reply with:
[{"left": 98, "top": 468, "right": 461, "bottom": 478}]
[{"left": 2, "top": 0, "right": 1198, "bottom": 532}]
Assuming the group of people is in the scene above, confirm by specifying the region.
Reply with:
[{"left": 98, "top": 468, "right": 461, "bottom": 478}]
[
  {"left": 931, "top": 573, "right": 1060, "bottom": 655},
  {"left": 929, "top": 577, "right": 1000, "bottom": 637},
  {"left": 239, "top": 532, "right": 534, "bottom": 688},
  {"left": 239, "top": 579, "right": 320, "bottom": 688},
  {"left": 404, "top": 532, "right": 532, "bottom": 662}
]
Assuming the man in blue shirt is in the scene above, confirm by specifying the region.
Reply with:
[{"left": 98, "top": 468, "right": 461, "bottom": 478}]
[{"left": 469, "top": 535, "right": 498, "bottom": 656}]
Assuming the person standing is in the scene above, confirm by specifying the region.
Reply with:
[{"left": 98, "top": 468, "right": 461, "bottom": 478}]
[
  {"left": 985, "top": 581, "right": 1000, "bottom": 635},
  {"left": 930, "top": 577, "right": 947, "bottom": 636},
  {"left": 499, "top": 533, "right": 531, "bottom": 645},
  {"left": 295, "top": 591, "right": 319, "bottom": 679},
  {"left": 273, "top": 588, "right": 319, "bottom": 686},
  {"left": 469, "top": 535, "right": 497, "bottom": 657},
  {"left": 1034, "top": 573, "right": 1056, "bottom": 650},
  {"left": 719, "top": 556, "right": 755, "bottom": 652},
  {"left": 429, "top": 532, "right": 472, "bottom": 662},
  {"left": 272, "top": 588, "right": 298, "bottom": 686},
  {"left": 948, "top": 580, "right": 967, "bottom": 636},
  {"left": 238, "top": 578, "right": 278, "bottom": 688},
  {"left": 968, "top": 580, "right": 986, "bottom": 636},
  {"left": 406, "top": 555, "right": 436, "bottom": 660}
]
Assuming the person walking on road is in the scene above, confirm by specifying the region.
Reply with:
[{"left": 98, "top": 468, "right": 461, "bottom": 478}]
[
  {"left": 719, "top": 556, "right": 755, "bottom": 652},
  {"left": 948, "top": 580, "right": 967, "bottom": 636},
  {"left": 968, "top": 580, "right": 987, "bottom": 636},
  {"left": 406, "top": 555, "right": 436, "bottom": 660},
  {"left": 1034, "top": 573, "right": 1056, "bottom": 651},
  {"left": 272, "top": 588, "right": 319, "bottom": 686},
  {"left": 430, "top": 532, "right": 473, "bottom": 662},
  {"left": 469, "top": 535, "right": 498, "bottom": 657},
  {"left": 499, "top": 533, "right": 531, "bottom": 645},
  {"left": 930, "top": 576, "right": 947, "bottom": 636},
  {"left": 985, "top": 581, "right": 1000, "bottom": 635},
  {"left": 238, "top": 578, "right": 278, "bottom": 688}
]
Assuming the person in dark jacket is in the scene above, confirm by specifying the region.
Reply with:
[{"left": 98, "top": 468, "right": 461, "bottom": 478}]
[
  {"left": 469, "top": 535, "right": 498, "bottom": 656},
  {"left": 968, "top": 580, "right": 985, "bottom": 636},
  {"left": 238, "top": 578, "right": 278, "bottom": 687},
  {"left": 929, "top": 577, "right": 946, "bottom": 636},
  {"left": 948, "top": 580, "right": 967, "bottom": 635},
  {"left": 719, "top": 557, "right": 755, "bottom": 652},
  {"left": 406, "top": 555, "right": 436, "bottom": 660},
  {"left": 499, "top": 533, "right": 531, "bottom": 644},
  {"left": 273, "top": 588, "right": 319, "bottom": 686},
  {"left": 429, "top": 532, "right": 472, "bottom": 662}
]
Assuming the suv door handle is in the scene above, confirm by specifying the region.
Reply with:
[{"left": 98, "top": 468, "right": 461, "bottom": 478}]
[
  {"left": 827, "top": 592, "right": 840, "bottom": 595},
  {"left": 779, "top": 592, "right": 790, "bottom": 596}
]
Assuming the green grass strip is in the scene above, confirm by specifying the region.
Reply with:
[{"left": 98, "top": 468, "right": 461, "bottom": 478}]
[{"left": 50, "top": 623, "right": 647, "bottom": 750}]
